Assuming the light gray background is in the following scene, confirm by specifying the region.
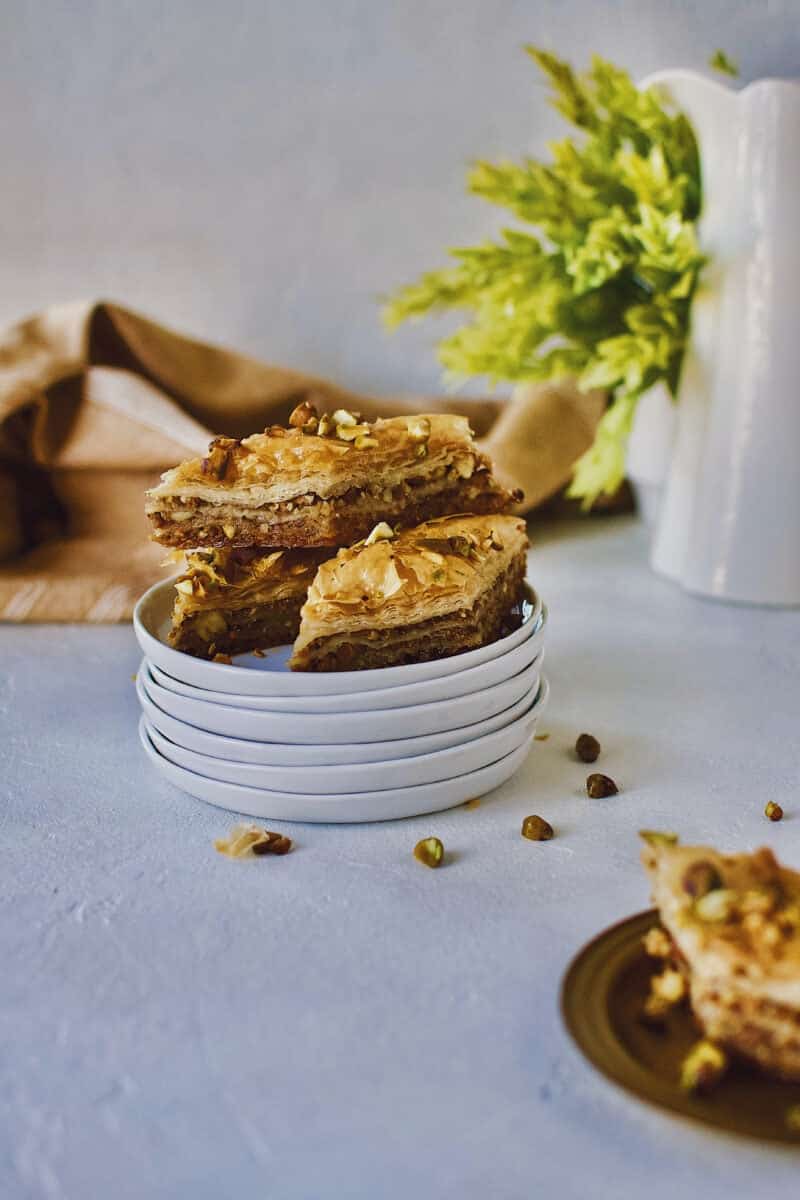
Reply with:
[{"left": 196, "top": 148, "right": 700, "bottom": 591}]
[
  {"left": 3, "top": 522, "right": 800, "bottom": 1200},
  {"left": 2, "top": 0, "right": 799, "bottom": 397}
]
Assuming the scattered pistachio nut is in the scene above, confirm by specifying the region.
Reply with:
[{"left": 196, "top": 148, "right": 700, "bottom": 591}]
[
  {"left": 213, "top": 652, "right": 233, "bottom": 665},
  {"left": 251, "top": 831, "right": 293, "bottom": 856},
  {"left": 680, "top": 1040, "right": 728, "bottom": 1094},
  {"left": 317, "top": 413, "right": 334, "bottom": 437},
  {"left": 586, "top": 773, "right": 618, "bottom": 798},
  {"left": 214, "top": 824, "right": 291, "bottom": 858},
  {"left": 575, "top": 733, "right": 600, "bottom": 763},
  {"left": 765, "top": 801, "right": 784, "bottom": 822},
  {"left": 414, "top": 837, "right": 444, "bottom": 868},
  {"left": 694, "top": 887, "right": 737, "bottom": 923},
  {"left": 354, "top": 434, "right": 379, "bottom": 450},
  {"left": 521, "top": 815, "right": 554, "bottom": 841}
]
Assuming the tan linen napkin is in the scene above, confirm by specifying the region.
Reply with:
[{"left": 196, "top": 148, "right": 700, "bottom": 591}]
[{"left": 0, "top": 300, "right": 606, "bottom": 621}]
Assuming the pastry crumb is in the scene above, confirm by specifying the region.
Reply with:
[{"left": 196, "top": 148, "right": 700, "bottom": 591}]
[{"left": 215, "top": 823, "right": 292, "bottom": 858}]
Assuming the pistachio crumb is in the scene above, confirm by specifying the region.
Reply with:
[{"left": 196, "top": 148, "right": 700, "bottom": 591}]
[
  {"left": 680, "top": 1040, "right": 728, "bottom": 1094},
  {"left": 463, "top": 798, "right": 481, "bottom": 810},
  {"left": 213, "top": 652, "right": 233, "bottom": 665},
  {"left": 332, "top": 408, "right": 357, "bottom": 427},
  {"left": 365, "top": 521, "right": 395, "bottom": 545},
  {"left": 643, "top": 927, "right": 671, "bottom": 958},
  {"left": 534, "top": 732, "right": 550, "bottom": 742},
  {"left": 765, "top": 801, "right": 784, "bottom": 822},
  {"left": 414, "top": 837, "right": 444, "bottom": 868},
  {"left": 521, "top": 815, "right": 554, "bottom": 841}
]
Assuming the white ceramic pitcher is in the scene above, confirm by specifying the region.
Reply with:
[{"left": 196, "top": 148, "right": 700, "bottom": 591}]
[{"left": 628, "top": 71, "right": 800, "bottom": 606}]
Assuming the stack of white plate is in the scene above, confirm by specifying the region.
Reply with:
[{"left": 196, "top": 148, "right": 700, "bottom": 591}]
[{"left": 133, "top": 578, "right": 549, "bottom": 823}]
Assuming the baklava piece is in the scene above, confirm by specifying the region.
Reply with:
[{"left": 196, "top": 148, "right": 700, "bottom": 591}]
[
  {"left": 170, "top": 547, "right": 330, "bottom": 659},
  {"left": 290, "top": 513, "right": 529, "bottom": 672},
  {"left": 642, "top": 839, "right": 800, "bottom": 1081},
  {"left": 145, "top": 406, "right": 520, "bottom": 550}
]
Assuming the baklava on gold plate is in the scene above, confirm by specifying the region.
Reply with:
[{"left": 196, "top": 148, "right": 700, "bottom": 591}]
[
  {"left": 642, "top": 839, "right": 800, "bottom": 1081},
  {"left": 290, "top": 513, "right": 528, "bottom": 672},
  {"left": 145, "top": 407, "right": 520, "bottom": 550},
  {"left": 169, "top": 547, "right": 330, "bottom": 659}
]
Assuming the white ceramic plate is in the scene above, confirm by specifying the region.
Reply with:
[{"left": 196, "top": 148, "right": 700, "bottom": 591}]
[
  {"left": 143, "top": 678, "right": 548, "bottom": 794},
  {"left": 145, "top": 614, "right": 545, "bottom": 712},
  {"left": 139, "top": 657, "right": 541, "bottom": 744},
  {"left": 133, "top": 575, "right": 542, "bottom": 698},
  {"left": 138, "top": 716, "right": 535, "bottom": 822},
  {"left": 135, "top": 671, "right": 545, "bottom": 766}
]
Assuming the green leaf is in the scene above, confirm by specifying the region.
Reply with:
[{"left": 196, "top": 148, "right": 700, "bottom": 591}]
[
  {"left": 709, "top": 50, "right": 739, "bottom": 78},
  {"left": 382, "top": 48, "right": 704, "bottom": 504}
]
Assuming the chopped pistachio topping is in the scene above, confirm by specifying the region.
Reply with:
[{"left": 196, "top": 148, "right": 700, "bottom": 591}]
[
  {"left": 364, "top": 521, "right": 395, "bottom": 545},
  {"left": 680, "top": 1040, "right": 728, "bottom": 1093},
  {"left": 639, "top": 830, "right": 679, "bottom": 848},
  {"left": 332, "top": 408, "right": 358, "bottom": 428},
  {"left": 694, "top": 887, "right": 737, "bottom": 923}
]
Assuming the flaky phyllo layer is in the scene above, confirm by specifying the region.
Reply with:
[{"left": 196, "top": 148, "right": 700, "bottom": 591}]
[
  {"left": 145, "top": 411, "right": 519, "bottom": 548},
  {"left": 642, "top": 840, "right": 800, "bottom": 1079},
  {"left": 290, "top": 514, "right": 528, "bottom": 668},
  {"left": 169, "top": 547, "right": 329, "bottom": 657}
]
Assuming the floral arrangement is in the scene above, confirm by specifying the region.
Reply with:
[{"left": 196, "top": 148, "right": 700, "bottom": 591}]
[{"left": 383, "top": 49, "right": 706, "bottom": 505}]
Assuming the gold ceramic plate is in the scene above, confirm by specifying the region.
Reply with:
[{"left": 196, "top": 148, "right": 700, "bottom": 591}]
[{"left": 561, "top": 909, "right": 800, "bottom": 1143}]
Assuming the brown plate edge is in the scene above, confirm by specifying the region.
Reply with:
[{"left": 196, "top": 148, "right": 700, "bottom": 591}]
[{"left": 560, "top": 908, "right": 800, "bottom": 1146}]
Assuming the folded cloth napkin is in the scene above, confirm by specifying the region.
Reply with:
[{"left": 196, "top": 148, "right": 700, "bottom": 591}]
[{"left": 0, "top": 300, "right": 606, "bottom": 621}]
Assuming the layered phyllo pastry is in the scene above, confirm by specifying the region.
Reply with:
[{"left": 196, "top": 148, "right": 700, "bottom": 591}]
[
  {"left": 642, "top": 837, "right": 800, "bottom": 1081},
  {"left": 290, "top": 513, "right": 529, "bottom": 672},
  {"left": 169, "top": 546, "right": 331, "bottom": 659},
  {"left": 145, "top": 404, "right": 520, "bottom": 550}
]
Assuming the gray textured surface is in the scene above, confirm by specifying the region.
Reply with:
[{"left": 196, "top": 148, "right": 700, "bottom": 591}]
[
  {"left": 3, "top": 517, "right": 800, "bottom": 1198},
  {"left": 3, "top": 1, "right": 800, "bottom": 397}
]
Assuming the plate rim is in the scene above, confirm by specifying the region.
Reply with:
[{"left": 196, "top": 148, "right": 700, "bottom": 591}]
[
  {"left": 138, "top": 715, "right": 533, "bottom": 822},
  {"left": 142, "top": 676, "right": 548, "bottom": 791},
  {"left": 133, "top": 575, "right": 543, "bottom": 697},
  {"left": 143, "top": 623, "right": 545, "bottom": 712},
  {"left": 139, "top": 654, "right": 540, "bottom": 728},
  {"left": 135, "top": 670, "right": 545, "bottom": 765},
  {"left": 560, "top": 908, "right": 800, "bottom": 1145}
]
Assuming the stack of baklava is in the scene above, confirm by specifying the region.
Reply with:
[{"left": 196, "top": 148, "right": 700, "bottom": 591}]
[{"left": 145, "top": 403, "right": 527, "bottom": 671}]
